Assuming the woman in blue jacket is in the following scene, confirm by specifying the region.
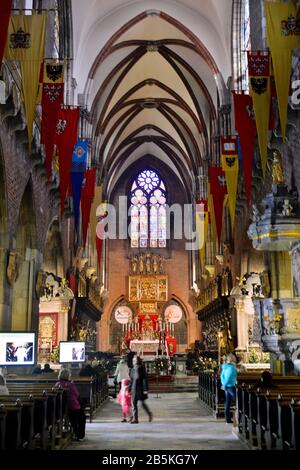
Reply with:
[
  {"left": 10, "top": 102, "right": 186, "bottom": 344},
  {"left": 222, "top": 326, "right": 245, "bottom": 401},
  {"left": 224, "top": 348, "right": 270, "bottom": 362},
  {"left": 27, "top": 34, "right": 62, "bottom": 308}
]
[{"left": 220, "top": 353, "right": 237, "bottom": 424}]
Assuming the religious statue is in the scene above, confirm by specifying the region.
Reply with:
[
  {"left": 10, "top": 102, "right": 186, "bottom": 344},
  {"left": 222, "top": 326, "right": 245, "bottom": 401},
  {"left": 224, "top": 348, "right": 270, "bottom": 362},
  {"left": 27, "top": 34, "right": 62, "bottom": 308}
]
[
  {"left": 131, "top": 255, "right": 138, "bottom": 275},
  {"left": 36, "top": 270, "right": 47, "bottom": 298},
  {"left": 282, "top": 199, "right": 294, "bottom": 217},
  {"left": 251, "top": 204, "right": 260, "bottom": 223},
  {"left": 139, "top": 254, "right": 144, "bottom": 274},
  {"left": 272, "top": 149, "right": 285, "bottom": 185},
  {"left": 158, "top": 255, "right": 164, "bottom": 274},
  {"left": 6, "top": 251, "right": 20, "bottom": 285},
  {"left": 146, "top": 253, "right": 151, "bottom": 274},
  {"left": 79, "top": 326, "right": 88, "bottom": 341},
  {"left": 142, "top": 314, "right": 154, "bottom": 340},
  {"left": 153, "top": 254, "right": 158, "bottom": 274}
]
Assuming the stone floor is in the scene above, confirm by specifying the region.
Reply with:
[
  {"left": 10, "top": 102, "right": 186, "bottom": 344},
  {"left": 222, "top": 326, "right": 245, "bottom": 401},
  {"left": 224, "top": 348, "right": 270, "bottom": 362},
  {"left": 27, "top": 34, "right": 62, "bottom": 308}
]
[{"left": 68, "top": 393, "right": 246, "bottom": 450}]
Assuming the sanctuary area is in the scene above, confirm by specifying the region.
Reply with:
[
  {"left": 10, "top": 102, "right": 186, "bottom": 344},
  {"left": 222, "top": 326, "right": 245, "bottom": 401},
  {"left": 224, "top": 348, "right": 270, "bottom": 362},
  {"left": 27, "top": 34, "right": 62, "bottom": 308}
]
[{"left": 0, "top": 0, "right": 300, "bottom": 452}]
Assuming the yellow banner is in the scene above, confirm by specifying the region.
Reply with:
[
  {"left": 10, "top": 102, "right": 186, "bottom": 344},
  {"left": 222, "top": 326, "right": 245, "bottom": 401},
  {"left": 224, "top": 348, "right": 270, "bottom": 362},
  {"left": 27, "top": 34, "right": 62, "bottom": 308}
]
[
  {"left": 221, "top": 154, "right": 239, "bottom": 229},
  {"left": 249, "top": 77, "right": 270, "bottom": 178},
  {"left": 5, "top": 15, "right": 46, "bottom": 149},
  {"left": 90, "top": 185, "right": 103, "bottom": 251},
  {"left": 265, "top": 1, "right": 300, "bottom": 139},
  {"left": 37, "top": 60, "right": 64, "bottom": 103},
  {"left": 43, "top": 61, "right": 64, "bottom": 84}
]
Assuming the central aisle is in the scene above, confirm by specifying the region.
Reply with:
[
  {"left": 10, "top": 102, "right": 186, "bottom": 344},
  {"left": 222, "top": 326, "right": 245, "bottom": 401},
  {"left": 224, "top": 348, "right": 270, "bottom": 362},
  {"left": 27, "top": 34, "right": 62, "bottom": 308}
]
[{"left": 69, "top": 393, "right": 246, "bottom": 450}]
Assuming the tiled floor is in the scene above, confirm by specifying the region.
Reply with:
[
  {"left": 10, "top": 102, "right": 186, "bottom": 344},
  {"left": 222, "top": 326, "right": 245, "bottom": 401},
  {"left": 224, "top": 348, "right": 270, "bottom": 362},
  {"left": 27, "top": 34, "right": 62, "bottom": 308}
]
[{"left": 68, "top": 393, "right": 246, "bottom": 450}]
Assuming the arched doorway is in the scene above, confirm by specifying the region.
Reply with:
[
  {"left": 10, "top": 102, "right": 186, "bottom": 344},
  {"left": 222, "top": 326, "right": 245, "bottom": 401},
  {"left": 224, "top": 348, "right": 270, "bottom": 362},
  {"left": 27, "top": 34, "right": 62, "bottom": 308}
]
[
  {"left": 11, "top": 182, "right": 37, "bottom": 331},
  {"left": 0, "top": 149, "right": 9, "bottom": 330}
]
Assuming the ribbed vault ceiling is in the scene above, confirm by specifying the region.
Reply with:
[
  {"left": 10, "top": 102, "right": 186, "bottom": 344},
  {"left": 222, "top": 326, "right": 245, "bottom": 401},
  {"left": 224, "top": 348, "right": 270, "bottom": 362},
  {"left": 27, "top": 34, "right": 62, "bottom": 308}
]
[{"left": 71, "top": 1, "right": 232, "bottom": 196}]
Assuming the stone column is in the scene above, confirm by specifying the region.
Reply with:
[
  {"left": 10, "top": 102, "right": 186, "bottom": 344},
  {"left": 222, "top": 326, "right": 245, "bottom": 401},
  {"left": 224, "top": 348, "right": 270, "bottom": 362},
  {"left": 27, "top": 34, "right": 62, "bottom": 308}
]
[
  {"left": 0, "top": 239, "right": 10, "bottom": 330},
  {"left": 234, "top": 297, "right": 248, "bottom": 352},
  {"left": 269, "top": 251, "right": 293, "bottom": 299},
  {"left": 11, "top": 248, "right": 42, "bottom": 331}
]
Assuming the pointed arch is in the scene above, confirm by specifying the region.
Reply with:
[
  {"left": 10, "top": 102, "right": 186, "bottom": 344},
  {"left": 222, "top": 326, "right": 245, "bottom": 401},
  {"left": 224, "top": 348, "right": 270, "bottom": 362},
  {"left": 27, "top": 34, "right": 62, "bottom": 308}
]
[{"left": 11, "top": 181, "right": 37, "bottom": 331}]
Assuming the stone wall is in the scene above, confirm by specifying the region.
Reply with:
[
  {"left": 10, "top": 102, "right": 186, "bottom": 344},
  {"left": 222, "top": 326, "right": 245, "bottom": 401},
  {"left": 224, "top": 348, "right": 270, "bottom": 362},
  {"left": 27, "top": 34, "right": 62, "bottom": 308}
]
[
  {"left": 98, "top": 157, "right": 199, "bottom": 352},
  {"left": 99, "top": 238, "right": 198, "bottom": 353},
  {"left": 0, "top": 76, "right": 71, "bottom": 330}
]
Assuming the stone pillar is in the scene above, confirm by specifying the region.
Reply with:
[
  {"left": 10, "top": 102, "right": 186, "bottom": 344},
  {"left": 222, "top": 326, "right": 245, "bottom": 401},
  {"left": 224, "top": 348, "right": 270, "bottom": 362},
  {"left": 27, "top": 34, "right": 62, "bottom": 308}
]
[
  {"left": 269, "top": 251, "right": 293, "bottom": 299},
  {"left": 11, "top": 259, "right": 31, "bottom": 331},
  {"left": 234, "top": 297, "right": 248, "bottom": 352},
  {"left": 0, "top": 243, "right": 10, "bottom": 330},
  {"left": 11, "top": 248, "right": 42, "bottom": 331}
]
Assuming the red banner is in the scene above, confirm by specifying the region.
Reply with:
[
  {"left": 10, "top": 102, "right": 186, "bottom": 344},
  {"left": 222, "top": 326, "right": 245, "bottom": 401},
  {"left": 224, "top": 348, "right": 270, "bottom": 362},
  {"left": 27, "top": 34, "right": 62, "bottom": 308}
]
[
  {"left": 42, "top": 83, "right": 64, "bottom": 180},
  {"left": 247, "top": 51, "right": 271, "bottom": 178},
  {"left": 232, "top": 92, "right": 256, "bottom": 207},
  {"left": 0, "top": 0, "right": 11, "bottom": 65},
  {"left": 196, "top": 198, "right": 208, "bottom": 212},
  {"left": 209, "top": 166, "right": 227, "bottom": 242},
  {"left": 81, "top": 168, "right": 97, "bottom": 246},
  {"left": 248, "top": 50, "right": 270, "bottom": 77},
  {"left": 41, "top": 62, "right": 64, "bottom": 180},
  {"left": 221, "top": 135, "right": 238, "bottom": 155},
  {"left": 54, "top": 107, "right": 79, "bottom": 215}
]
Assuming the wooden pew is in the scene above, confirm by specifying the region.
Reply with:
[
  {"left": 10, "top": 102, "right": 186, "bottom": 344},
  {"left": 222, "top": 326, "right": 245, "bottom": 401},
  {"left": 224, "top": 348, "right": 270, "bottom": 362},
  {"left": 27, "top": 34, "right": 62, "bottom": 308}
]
[
  {"left": 290, "top": 401, "right": 300, "bottom": 450},
  {"left": 6, "top": 383, "right": 68, "bottom": 449},
  {"left": 0, "top": 405, "right": 6, "bottom": 451},
  {"left": 73, "top": 376, "right": 96, "bottom": 422},
  {"left": 6, "top": 386, "right": 51, "bottom": 450},
  {"left": 6, "top": 375, "right": 100, "bottom": 423},
  {"left": 0, "top": 396, "right": 35, "bottom": 449},
  {"left": 0, "top": 402, "right": 23, "bottom": 450},
  {"left": 237, "top": 382, "right": 300, "bottom": 450},
  {"left": 236, "top": 376, "right": 300, "bottom": 450},
  {"left": 5, "top": 372, "right": 108, "bottom": 439},
  {"left": 269, "top": 391, "right": 300, "bottom": 450}
]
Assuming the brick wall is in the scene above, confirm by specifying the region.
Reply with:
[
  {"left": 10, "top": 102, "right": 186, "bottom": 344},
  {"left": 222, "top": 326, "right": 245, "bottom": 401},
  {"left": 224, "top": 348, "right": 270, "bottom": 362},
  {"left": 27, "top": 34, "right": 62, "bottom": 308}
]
[{"left": 99, "top": 238, "right": 199, "bottom": 352}]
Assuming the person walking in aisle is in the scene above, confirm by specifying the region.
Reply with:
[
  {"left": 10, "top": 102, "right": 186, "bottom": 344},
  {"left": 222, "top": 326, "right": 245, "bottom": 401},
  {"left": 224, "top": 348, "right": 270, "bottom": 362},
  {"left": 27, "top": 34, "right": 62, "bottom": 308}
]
[
  {"left": 116, "top": 378, "right": 132, "bottom": 422},
  {"left": 114, "top": 356, "right": 130, "bottom": 391},
  {"left": 129, "top": 356, "right": 153, "bottom": 424}
]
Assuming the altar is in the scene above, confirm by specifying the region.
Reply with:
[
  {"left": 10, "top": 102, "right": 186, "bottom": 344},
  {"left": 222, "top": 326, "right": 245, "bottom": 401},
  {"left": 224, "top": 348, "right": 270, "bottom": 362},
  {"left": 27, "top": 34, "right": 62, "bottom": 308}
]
[{"left": 130, "top": 339, "right": 160, "bottom": 357}]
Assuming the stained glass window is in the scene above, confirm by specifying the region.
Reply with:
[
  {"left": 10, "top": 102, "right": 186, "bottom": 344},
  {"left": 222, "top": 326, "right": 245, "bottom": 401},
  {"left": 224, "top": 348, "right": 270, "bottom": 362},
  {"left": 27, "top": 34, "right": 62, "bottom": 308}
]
[
  {"left": 232, "top": 0, "right": 251, "bottom": 92},
  {"left": 130, "top": 170, "right": 167, "bottom": 248}
]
